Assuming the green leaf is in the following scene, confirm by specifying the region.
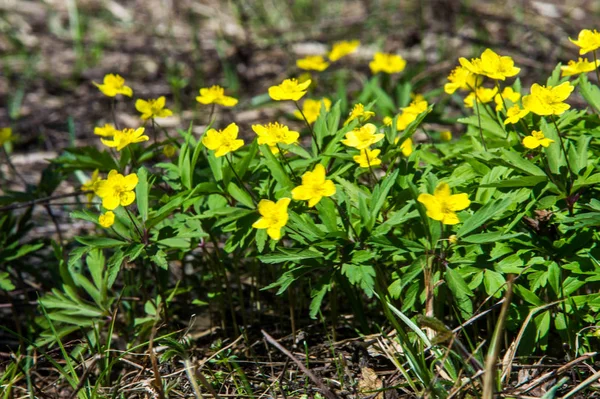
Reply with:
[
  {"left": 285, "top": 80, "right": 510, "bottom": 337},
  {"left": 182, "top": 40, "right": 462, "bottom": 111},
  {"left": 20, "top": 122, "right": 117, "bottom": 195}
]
[
  {"left": 457, "top": 197, "right": 513, "bottom": 237},
  {"left": 86, "top": 249, "right": 105, "bottom": 291},
  {"left": 227, "top": 182, "right": 254, "bottom": 208},
  {"left": 258, "top": 249, "right": 323, "bottom": 264},
  {"left": 483, "top": 269, "right": 505, "bottom": 298},
  {"left": 445, "top": 266, "right": 473, "bottom": 318},
  {"left": 260, "top": 145, "right": 294, "bottom": 191},
  {"left": 135, "top": 167, "right": 151, "bottom": 222},
  {"left": 342, "top": 264, "right": 376, "bottom": 297},
  {"left": 75, "top": 236, "right": 127, "bottom": 248},
  {"left": 309, "top": 282, "right": 331, "bottom": 319},
  {"left": 0, "top": 272, "right": 15, "bottom": 291},
  {"left": 578, "top": 74, "right": 600, "bottom": 113},
  {"left": 499, "top": 149, "right": 545, "bottom": 176},
  {"left": 480, "top": 176, "right": 546, "bottom": 188}
]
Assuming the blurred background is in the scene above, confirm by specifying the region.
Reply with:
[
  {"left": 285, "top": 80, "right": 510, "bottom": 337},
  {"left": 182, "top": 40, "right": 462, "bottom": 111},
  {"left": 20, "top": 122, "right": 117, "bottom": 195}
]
[{"left": 1, "top": 0, "right": 598, "bottom": 166}]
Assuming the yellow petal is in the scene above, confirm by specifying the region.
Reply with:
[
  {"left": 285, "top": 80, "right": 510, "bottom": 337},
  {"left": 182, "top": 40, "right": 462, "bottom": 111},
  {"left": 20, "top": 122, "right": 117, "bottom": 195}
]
[
  {"left": 447, "top": 193, "right": 471, "bottom": 211},
  {"left": 120, "top": 191, "right": 136, "bottom": 207}
]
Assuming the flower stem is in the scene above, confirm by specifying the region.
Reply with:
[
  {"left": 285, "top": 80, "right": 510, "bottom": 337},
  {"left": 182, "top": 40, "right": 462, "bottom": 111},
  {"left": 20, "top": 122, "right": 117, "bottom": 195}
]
[
  {"left": 593, "top": 50, "right": 600, "bottom": 85},
  {"left": 125, "top": 207, "right": 144, "bottom": 241},
  {"left": 550, "top": 115, "right": 574, "bottom": 193},
  {"left": 226, "top": 154, "right": 257, "bottom": 203},
  {"left": 364, "top": 149, "right": 378, "bottom": 184},
  {"left": 467, "top": 84, "right": 487, "bottom": 151},
  {"left": 275, "top": 143, "right": 299, "bottom": 182},
  {"left": 111, "top": 98, "right": 120, "bottom": 130},
  {"left": 294, "top": 101, "right": 321, "bottom": 153}
]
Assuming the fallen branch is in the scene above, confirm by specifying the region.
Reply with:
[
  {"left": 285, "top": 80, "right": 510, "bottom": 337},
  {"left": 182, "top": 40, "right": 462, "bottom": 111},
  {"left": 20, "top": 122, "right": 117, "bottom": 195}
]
[{"left": 261, "top": 330, "right": 339, "bottom": 399}]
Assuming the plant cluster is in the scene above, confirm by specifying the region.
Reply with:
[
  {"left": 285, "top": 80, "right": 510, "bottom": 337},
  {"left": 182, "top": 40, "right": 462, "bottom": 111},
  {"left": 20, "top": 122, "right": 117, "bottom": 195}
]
[{"left": 4, "top": 30, "right": 600, "bottom": 396}]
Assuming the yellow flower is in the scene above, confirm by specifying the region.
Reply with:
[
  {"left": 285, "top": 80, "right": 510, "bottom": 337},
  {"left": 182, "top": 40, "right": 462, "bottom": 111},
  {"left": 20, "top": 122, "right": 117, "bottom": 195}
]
[
  {"left": 396, "top": 99, "right": 428, "bottom": 130},
  {"left": 494, "top": 87, "right": 521, "bottom": 111},
  {"left": 353, "top": 148, "right": 382, "bottom": 168},
  {"left": 196, "top": 85, "right": 238, "bottom": 107},
  {"left": 163, "top": 144, "right": 176, "bottom": 158},
  {"left": 95, "top": 170, "right": 138, "bottom": 210},
  {"left": 560, "top": 58, "right": 600, "bottom": 77},
  {"left": 202, "top": 123, "right": 244, "bottom": 158},
  {"left": 344, "top": 103, "right": 375, "bottom": 125},
  {"left": 394, "top": 137, "right": 413, "bottom": 157},
  {"left": 459, "top": 49, "right": 520, "bottom": 80},
  {"left": 444, "top": 66, "right": 479, "bottom": 94},
  {"left": 569, "top": 29, "right": 600, "bottom": 55},
  {"left": 98, "top": 211, "right": 115, "bottom": 228},
  {"left": 93, "top": 74, "right": 133, "bottom": 97},
  {"left": 417, "top": 182, "right": 470, "bottom": 225},
  {"left": 94, "top": 124, "right": 117, "bottom": 137},
  {"left": 440, "top": 131, "right": 452, "bottom": 141},
  {"left": 101, "top": 128, "right": 149, "bottom": 151},
  {"left": 341, "top": 123, "right": 384, "bottom": 150},
  {"left": 252, "top": 122, "right": 299, "bottom": 154},
  {"left": 294, "top": 98, "right": 332, "bottom": 124},
  {"left": 523, "top": 130, "right": 554, "bottom": 149},
  {"left": 464, "top": 86, "right": 498, "bottom": 108},
  {"left": 369, "top": 52, "right": 406, "bottom": 74},
  {"left": 291, "top": 164, "right": 336, "bottom": 207},
  {"left": 296, "top": 55, "right": 330, "bottom": 71},
  {"left": 268, "top": 78, "right": 311, "bottom": 101},
  {"left": 135, "top": 96, "right": 173, "bottom": 120},
  {"left": 0, "top": 127, "right": 13, "bottom": 146},
  {"left": 503, "top": 105, "right": 529, "bottom": 125},
  {"left": 522, "top": 82, "right": 573, "bottom": 116},
  {"left": 448, "top": 234, "right": 458, "bottom": 245},
  {"left": 328, "top": 40, "right": 360, "bottom": 62},
  {"left": 383, "top": 116, "right": 393, "bottom": 126},
  {"left": 82, "top": 169, "right": 101, "bottom": 204},
  {"left": 252, "top": 198, "right": 291, "bottom": 240}
]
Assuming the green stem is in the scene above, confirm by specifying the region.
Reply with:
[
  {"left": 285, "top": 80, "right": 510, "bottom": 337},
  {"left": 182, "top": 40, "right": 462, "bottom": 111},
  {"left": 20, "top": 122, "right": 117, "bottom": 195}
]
[
  {"left": 549, "top": 115, "right": 574, "bottom": 193},
  {"left": 294, "top": 101, "right": 321, "bottom": 153},
  {"left": 467, "top": 84, "right": 487, "bottom": 151},
  {"left": 275, "top": 143, "right": 299, "bottom": 182},
  {"left": 364, "top": 148, "right": 378, "bottom": 184},
  {"left": 593, "top": 50, "right": 600, "bottom": 85},
  {"left": 226, "top": 154, "right": 257, "bottom": 203}
]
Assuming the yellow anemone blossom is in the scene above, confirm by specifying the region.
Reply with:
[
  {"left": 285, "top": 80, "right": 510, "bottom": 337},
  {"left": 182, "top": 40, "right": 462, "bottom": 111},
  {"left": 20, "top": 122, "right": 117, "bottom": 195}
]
[
  {"left": 98, "top": 211, "right": 115, "bottom": 228},
  {"left": 444, "top": 66, "right": 480, "bottom": 94},
  {"left": 569, "top": 29, "right": 600, "bottom": 55},
  {"left": 196, "top": 85, "right": 238, "bottom": 107},
  {"left": 0, "top": 127, "right": 13, "bottom": 146},
  {"left": 394, "top": 137, "right": 413, "bottom": 157},
  {"left": 252, "top": 198, "right": 291, "bottom": 240},
  {"left": 163, "top": 144, "right": 176, "bottom": 158},
  {"left": 523, "top": 130, "right": 554, "bottom": 149},
  {"left": 344, "top": 103, "right": 375, "bottom": 125},
  {"left": 503, "top": 105, "right": 529, "bottom": 125},
  {"left": 522, "top": 82, "right": 573, "bottom": 116},
  {"left": 202, "top": 123, "right": 244, "bottom": 158},
  {"left": 93, "top": 74, "right": 133, "bottom": 97},
  {"left": 252, "top": 122, "right": 299, "bottom": 154},
  {"left": 341, "top": 123, "right": 384, "bottom": 150},
  {"left": 94, "top": 124, "right": 117, "bottom": 137},
  {"left": 294, "top": 98, "right": 332, "bottom": 124},
  {"left": 353, "top": 148, "right": 382, "bottom": 168},
  {"left": 418, "top": 182, "right": 471, "bottom": 225},
  {"left": 291, "top": 164, "right": 336, "bottom": 207},
  {"left": 459, "top": 49, "right": 520, "bottom": 80},
  {"left": 369, "top": 52, "right": 406, "bottom": 74},
  {"left": 396, "top": 99, "right": 428, "bottom": 130},
  {"left": 383, "top": 116, "right": 393, "bottom": 126},
  {"left": 296, "top": 55, "right": 330, "bottom": 71},
  {"left": 328, "top": 40, "right": 360, "bottom": 62},
  {"left": 101, "top": 128, "right": 149, "bottom": 151},
  {"left": 135, "top": 96, "right": 173, "bottom": 120},
  {"left": 81, "top": 169, "right": 101, "bottom": 204},
  {"left": 494, "top": 87, "right": 521, "bottom": 111},
  {"left": 464, "top": 86, "right": 498, "bottom": 108},
  {"left": 440, "top": 131, "right": 452, "bottom": 142},
  {"left": 560, "top": 58, "right": 600, "bottom": 77},
  {"left": 268, "top": 78, "right": 311, "bottom": 101},
  {"left": 95, "top": 170, "right": 138, "bottom": 210}
]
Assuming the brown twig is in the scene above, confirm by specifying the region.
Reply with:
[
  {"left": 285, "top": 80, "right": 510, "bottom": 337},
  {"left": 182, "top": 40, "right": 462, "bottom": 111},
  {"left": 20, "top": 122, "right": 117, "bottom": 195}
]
[
  {"left": 261, "top": 330, "right": 339, "bottom": 399},
  {"left": 0, "top": 191, "right": 84, "bottom": 212}
]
